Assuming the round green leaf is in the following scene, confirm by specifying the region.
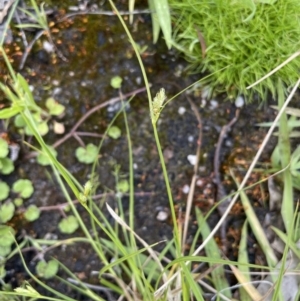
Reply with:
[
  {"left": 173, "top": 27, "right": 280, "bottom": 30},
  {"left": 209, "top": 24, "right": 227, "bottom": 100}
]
[
  {"left": 14, "top": 197, "right": 23, "bottom": 207},
  {"left": 75, "top": 143, "right": 98, "bottom": 164},
  {"left": 108, "top": 126, "right": 121, "bottom": 139},
  {"left": 117, "top": 179, "right": 129, "bottom": 193},
  {"left": 24, "top": 205, "right": 40, "bottom": 221},
  {"left": 58, "top": 215, "right": 79, "bottom": 234},
  {"left": 14, "top": 114, "right": 26, "bottom": 127},
  {"left": 110, "top": 76, "right": 123, "bottom": 89},
  {"left": 36, "top": 260, "right": 59, "bottom": 279},
  {"left": 0, "top": 202, "right": 15, "bottom": 223},
  {"left": 45, "top": 97, "right": 65, "bottom": 116},
  {"left": 12, "top": 179, "right": 34, "bottom": 198},
  {"left": 0, "top": 138, "right": 9, "bottom": 158},
  {"left": 0, "top": 225, "right": 15, "bottom": 247},
  {"left": 0, "top": 158, "right": 14, "bottom": 175},
  {"left": 0, "top": 182, "right": 10, "bottom": 201},
  {"left": 37, "top": 146, "right": 57, "bottom": 166},
  {"left": 0, "top": 245, "right": 11, "bottom": 257}
]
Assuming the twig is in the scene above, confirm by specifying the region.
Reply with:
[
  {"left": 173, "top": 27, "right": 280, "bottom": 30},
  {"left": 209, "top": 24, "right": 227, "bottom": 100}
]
[
  {"left": 59, "top": 9, "right": 152, "bottom": 22},
  {"left": 52, "top": 87, "right": 148, "bottom": 149},
  {"left": 182, "top": 96, "right": 203, "bottom": 248},
  {"left": 213, "top": 108, "right": 240, "bottom": 249}
]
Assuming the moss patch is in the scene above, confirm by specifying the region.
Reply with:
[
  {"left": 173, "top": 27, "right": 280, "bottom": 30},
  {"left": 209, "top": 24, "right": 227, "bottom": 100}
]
[{"left": 169, "top": 0, "right": 300, "bottom": 100}]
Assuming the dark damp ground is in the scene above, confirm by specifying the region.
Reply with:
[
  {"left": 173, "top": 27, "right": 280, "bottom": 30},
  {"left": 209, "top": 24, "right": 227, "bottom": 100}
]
[{"left": 0, "top": 0, "right": 293, "bottom": 300}]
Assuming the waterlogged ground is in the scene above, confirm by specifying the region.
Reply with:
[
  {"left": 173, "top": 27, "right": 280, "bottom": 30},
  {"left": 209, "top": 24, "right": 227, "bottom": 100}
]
[{"left": 0, "top": 0, "right": 287, "bottom": 299}]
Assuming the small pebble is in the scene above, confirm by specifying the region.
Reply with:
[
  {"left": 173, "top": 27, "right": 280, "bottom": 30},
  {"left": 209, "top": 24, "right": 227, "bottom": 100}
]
[
  {"left": 235, "top": 95, "right": 245, "bottom": 107},
  {"left": 178, "top": 107, "right": 186, "bottom": 115},
  {"left": 156, "top": 211, "right": 168, "bottom": 221},
  {"left": 188, "top": 135, "right": 194, "bottom": 143},
  {"left": 182, "top": 184, "right": 190, "bottom": 194},
  {"left": 209, "top": 99, "right": 218, "bottom": 110},
  {"left": 187, "top": 154, "right": 197, "bottom": 166},
  {"left": 43, "top": 41, "right": 54, "bottom": 53}
]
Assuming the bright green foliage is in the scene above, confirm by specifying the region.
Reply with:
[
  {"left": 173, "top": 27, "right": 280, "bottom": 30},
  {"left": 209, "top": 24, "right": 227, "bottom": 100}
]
[
  {"left": 0, "top": 158, "right": 14, "bottom": 175},
  {"left": 45, "top": 97, "right": 65, "bottom": 116},
  {"left": 108, "top": 126, "right": 121, "bottom": 139},
  {"left": 117, "top": 179, "right": 129, "bottom": 193},
  {"left": 0, "top": 226, "right": 15, "bottom": 247},
  {"left": 58, "top": 215, "right": 79, "bottom": 234},
  {"left": 12, "top": 179, "right": 34, "bottom": 198},
  {"left": 0, "top": 202, "right": 15, "bottom": 223},
  {"left": 37, "top": 146, "right": 57, "bottom": 166},
  {"left": 13, "top": 198, "right": 23, "bottom": 207},
  {"left": 75, "top": 143, "right": 98, "bottom": 164},
  {"left": 24, "top": 205, "right": 40, "bottom": 221},
  {"left": 169, "top": 0, "right": 300, "bottom": 100},
  {"left": 36, "top": 260, "right": 59, "bottom": 279},
  {"left": 0, "top": 139, "right": 9, "bottom": 158},
  {"left": 0, "top": 182, "right": 10, "bottom": 201},
  {"left": 110, "top": 76, "right": 123, "bottom": 89}
]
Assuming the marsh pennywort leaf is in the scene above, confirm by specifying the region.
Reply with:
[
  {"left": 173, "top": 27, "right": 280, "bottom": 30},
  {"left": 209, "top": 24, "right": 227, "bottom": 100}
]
[
  {"left": 0, "top": 182, "right": 10, "bottom": 201},
  {"left": 0, "top": 225, "right": 15, "bottom": 247},
  {"left": 0, "top": 158, "right": 14, "bottom": 175},
  {"left": 58, "top": 215, "right": 79, "bottom": 234},
  {"left": 14, "top": 197, "right": 23, "bottom": 207},
  {"left": 45, "top": 97, "right": 65, "bottom": 116},
  {"left": 12, "top": 179, "right": 34, "bottom": 198},
  {"left": 0, "top": 245, "right": 11, "bottom": 257},
  {"left": 0, "top": 138, "right": 9, "bottom": 158},
  {"left": 108, "top": 126, "right": 121, "bottom": 139},
  {"left": 117, "top": 179, "right": 129, "bottom": 193},
  {"left": 0, "top": 202, "right": 15, "bottom": 223},
  {"left": 14, "top": 114, "right": 26, "bottom": 127},
  {"left": 24, "top": 205, "right": 40, "bottom": 221},
  {"left": 110, "top": 76, "right": 123, "bottom": 89},
  {"left": 75, "top": 143, "right": 98, "bottom": 164},
  {"left": 37, "top": 146, "right": 57, "bottom": 166},
  {"left": 36, "top": 260, "right": 59, "bottom": 279}
]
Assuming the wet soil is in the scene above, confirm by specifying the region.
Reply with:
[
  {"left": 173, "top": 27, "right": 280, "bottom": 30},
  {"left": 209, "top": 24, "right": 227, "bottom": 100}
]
[{"left": 0, "top": 0, "right": 295, "bottom": 300}]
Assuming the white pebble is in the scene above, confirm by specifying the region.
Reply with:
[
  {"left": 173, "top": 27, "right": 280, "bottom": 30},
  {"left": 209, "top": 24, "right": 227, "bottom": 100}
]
[
  {"left": 182, "top": 184, "right": 190, "bottom": 194},
  {"left": 235, "top": 95, "right": 245, "bottom": 107},
  {"left": 156, "top": 211, "right": 168, "bottom": 221},
  {"left": 187, "top": 154, "right": 197, "bottom": 166},
  {"left": 209, "top": 99, "right": 218, "bottom": 110},
  {"left": 178, "top": 107, "right": 186, "bottom": 115},
  {"left": 188, "top": 135, "right": 194, "bottom": 143},
  {"left": 43, "top": 41, "right": 54, "bottom": 53}
]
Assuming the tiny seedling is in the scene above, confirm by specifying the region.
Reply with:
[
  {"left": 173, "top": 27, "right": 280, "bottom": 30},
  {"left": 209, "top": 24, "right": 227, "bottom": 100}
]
[
  {"left": 0, "top": 182, "right": 9, "bottom": 201},
  {"left": 12, "top": 179, "right": 34, "bottom": 199},
  {"left": 0, "top": 225, "right": 15, "bottom": 257},
  {"left": 58, "top": 215, "right": 79, "bottom": 234},
  {"left": 0, "top": 203, "right": 15, "bottom": 223},
  {"left": 24, "top": 205, "right": 40, "bottom": 222},
  {"left": 110, "top": 76, "right": 123, "bottom": 89},
  {"left": 107, "top": 126, "right": 121, "bottom": 139},
  {"left": 36, "top": 260, "right": 59, "bottom": 279},
  {"left": 75, "top": 143, "right": 98, "bottom": 164},
  {"left": 0, "top": 139, "right": 14, "bottom": 175}
]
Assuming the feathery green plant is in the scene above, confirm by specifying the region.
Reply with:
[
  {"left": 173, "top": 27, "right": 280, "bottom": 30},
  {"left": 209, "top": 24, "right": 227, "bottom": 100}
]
[{"left": 169, "top": 0, "right": 300, "bottom": 100}]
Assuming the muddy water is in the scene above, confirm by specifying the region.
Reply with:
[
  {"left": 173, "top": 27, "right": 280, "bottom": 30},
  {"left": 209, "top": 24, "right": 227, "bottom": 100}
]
[{"left": 1, "top": 1, "right": 281, "bottom": 299}]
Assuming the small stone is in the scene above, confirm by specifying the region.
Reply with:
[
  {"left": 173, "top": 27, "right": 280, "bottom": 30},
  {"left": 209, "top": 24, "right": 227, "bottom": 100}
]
[
  {"left": 156, "top": 211, "right": 168, "bottom": 221},
  {"left": 235, "top": 95, "right": 245, "bottom": 108},
  {"left": 178, "top": 107, "right": 186, "bottom": 115},
  {"left": 43, "top": 41, "right": 54, "bottom": 53},
  {"left": 182, "top": 184, "right": 190, "bottom": 194},
  {"left": 187, "top": 154, "right": 197, "bottom": 166}
]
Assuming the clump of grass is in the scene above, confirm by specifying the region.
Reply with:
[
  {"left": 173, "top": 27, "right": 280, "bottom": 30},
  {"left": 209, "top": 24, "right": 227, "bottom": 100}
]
[{"left": 169, "top": 0, "right": 300, "bottom": 100}]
